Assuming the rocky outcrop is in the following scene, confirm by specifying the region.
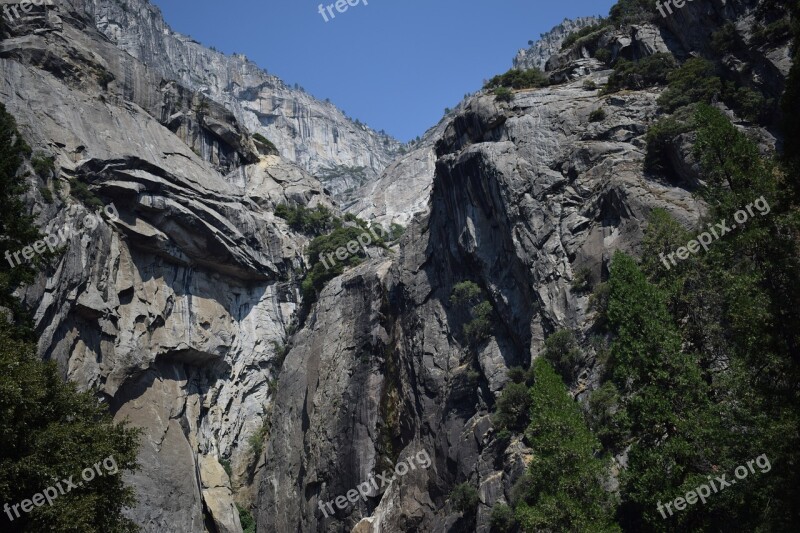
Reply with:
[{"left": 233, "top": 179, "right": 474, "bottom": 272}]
[
  {"left": 514, "top": 16, "right": 602, "bottom": 71},
  {"left": 1, "top": 0, "right": 792, "bottom": 531},
  {"left": 349, "top": 16, "right": 609, "bottom": 230},
  {"left": 256, "top": 67, "right": 706, "bottom": 531},
  {"left": 2, "top": 2, "right": 334, "bottom": 531},
  {"left": 347, "top": 113, "right": 453, "bottom": 228},
  {"left": 85, "top": 0, "right": 404, "bottom": 192}
]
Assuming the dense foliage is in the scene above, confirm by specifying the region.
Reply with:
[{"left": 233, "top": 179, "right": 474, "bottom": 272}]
[
  {"left": 450, "top": 482, "right": 480, "bottom": 514},
  {"left": 236, "top": 504, "right": 255, "bottom": 533},
  {"left": 0, "top": 326, "right": 142, "bottom": 532},
  {"left": 657, "top": 58, "right": 722, "bottom": 112},
  {"left": 493, "top": 86, "right": 514, "bottom": 103},
  {"left": 301, "top": 223, "right": 386, "bottom": 303},
  {"left": 513, "top": 358, "right": 619, "bottom": 532},
  {"left": 274, "top": 203, "right": 338, "bottom": 237},
  {"left": 601, "top": 104, "right": 798, "bottom": 530},
  {"left": 604, "top": 53, "right": 677, "bottom": 93},
  {"left": 0, "top": 104, "right": 41, "bottom": 337},
  {"left": 492, "top": 15, "right": 800, "bottom": 522},
  {"left": 450, "top": 281, "right": 494, "bottom": 346},
  {"left": 540, "top": 329, "right": 584, "bottom": 383},
  {"left": 484, "top": 68, "right": 550, "bottom": 90},
  {"left": 283, "top": 207, "right": 389, "bottom": 305}
]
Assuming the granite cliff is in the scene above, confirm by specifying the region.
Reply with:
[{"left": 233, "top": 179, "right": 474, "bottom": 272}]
[{"left": 0, "top": 0, "right": 793, "bottom": 531}]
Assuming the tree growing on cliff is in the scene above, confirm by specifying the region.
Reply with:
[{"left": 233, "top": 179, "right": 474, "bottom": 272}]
[{"left": 514, "top": 358, "right": 619, "bottom": 532}]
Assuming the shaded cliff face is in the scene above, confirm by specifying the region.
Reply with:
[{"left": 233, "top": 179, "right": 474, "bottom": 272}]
[
  {"left": 86, "top": 0, "right": 403, "bottom": 197},
  {"left": 256, "top": 3, "right": 792, "bottom": 533},
  {"left": 257, "top": 69, "right": 707, "bottom": 532}
]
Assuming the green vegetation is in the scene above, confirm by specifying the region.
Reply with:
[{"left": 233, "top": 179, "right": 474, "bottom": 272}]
[
  {"left": 782, "top": 1, "right": 800, "bottom": 183},
  {"left": 589, "top": 108, "right": 606, "bottom": 123},
  {"left": 643, "top": 111, "right": 692, "bottom": 175},
  {"left": 450, "top": 281, "right": 483, "bottom": 306},
  {"left": 514, "top": 358, "right": 619, "bottom": 532},
  {"left": 540, "top": 330, "right": 584, "bottom": 383},
  {"left": 248, "top": 419, "right": 269, "bottom": 458},
  {"left": 70, "top": 180, "right": 105, "bottom": 210},
  {"left": 278, "top": 202, "right": 390, "bottom": 307},
  {"left": 561, "top": 22, "right": 607, "bottom": 50},
  {"left": 464, "top": 301, "right": 493, "bottom": 345},
  {"left": 39, "top": 186, "right": 54, "bottom": 204},
  {"left": 644, "top": 52, "right": 772, "bottom": 176},
  {"left": 236, "top": 503, "right": 256, "bottom": 533},
  {"left": 710, "top": 22, "right": 739, "bottom": 54},
  {"left": 582, "top": 79, "right": 598, "bottom": 91},
  {"left": 571, "top": 266, "right": 594, "bottom": 292},
  {"left": 493, "top": 381, "right": 532, "bottom": 433},
  {"left": 220, "top": 458, "right": 232, "bottom": 478},
  {"left": 252, "top": 132, "right": 278, "bottom": 154},
  {"left": 492, "top": 87, "right": 800, "bottom": 530},
  {"left": 270, "top": 341, "right": 289, "bottom": 371},
  {"left": 607, "top": 0, "right": 656, "bottom": 26},
  {"left": 318, "top": 165, "right": 369, "bottom": 189},
  {"left": 0, "top": 103, "right": 43, "bottom": 336},
  {"left": 489, "top": 503, "right": 518, "bottom": 532},
  {"left": 388, "top": 222, "right": 405, "bottom": 241},
  {"left": 723, "top": 82, "right": 772, "bottom": 123},
  {"left": 274, "top": 203, "right": 338, "bottom": 237},
  {"left": 450, "top": 281, "right": 494, "bottom": 346},
  {"left": 31, "top": 153, "right": 55, "bottom": 177},
  {"left": 586, "top": 381, "right": 629, "bottom": 451},
  {"left": 0, "top": 325, "right": 142, "bottom": 532},
  {"left": 485, "top": 68, "right": 549, "bottom": 90},
  {"left": 750, "top": 17, "right": 792, "bottom": 47},
  {"left": 594, "top": 48, "right": 612, "bottom": 64},
  {"left": 450, "top": 482, "right": 480, "bottom": 514},
  {"left": 657, "top": 58, "right": 721, "bottom": 112},
  {"left": 586, "top": 103, "right": 800, "bottom": 530},
  {"left": 301, "top": 223, "right": 387, "bottom": 304},
  {"left": 604, "top": 53, "right": 676, "bottom": 93},
  {"left": 493, "top": 86, "right": 514, "bottom": 103}
]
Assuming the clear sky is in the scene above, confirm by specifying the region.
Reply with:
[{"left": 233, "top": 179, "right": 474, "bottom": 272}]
[{"left": 151, "top": 0, "right": 616, "bottom": 142}]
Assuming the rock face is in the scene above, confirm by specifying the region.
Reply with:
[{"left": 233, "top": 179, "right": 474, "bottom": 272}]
[
  {"left": 347, "top": 110, "right": 454, "bottom": 228},
  {"left": 87, "top": 0, "right": 404, "bottom": 195},
  {"left": 1, "top": 0, "right": 792, "bottom": 532},
  {"left": 2, "top": 2, "right": 331, "bottom": 531},
  {"left": 256, "top": 4, "right": 790, "bottom": 533},
  {"left": 514, "top": 16, "right": 602, "bottom": 71},
  {"left": 349, "top": 16, "right": 606, "bottom": 230},
  {"left": 256, "top": 65, "right": 707, "bottom": 532}
]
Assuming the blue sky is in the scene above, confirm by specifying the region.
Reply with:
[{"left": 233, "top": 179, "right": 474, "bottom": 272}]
[{"left": 152, "top": 0, "right": 616, "bottom": 142}]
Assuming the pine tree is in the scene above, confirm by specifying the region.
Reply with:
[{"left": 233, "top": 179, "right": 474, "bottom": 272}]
[{"left": 514, "top": 358, "right": 619, "bottom": 532}]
